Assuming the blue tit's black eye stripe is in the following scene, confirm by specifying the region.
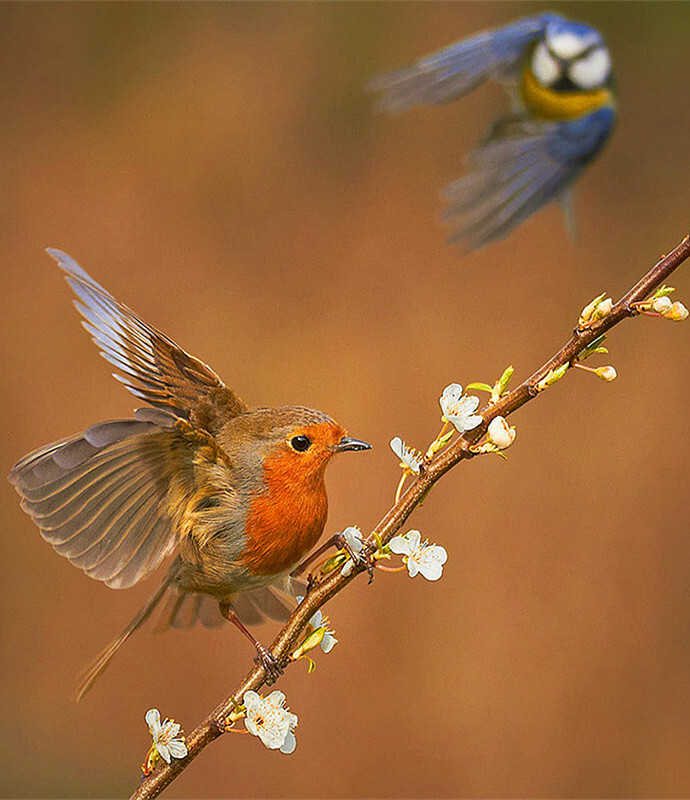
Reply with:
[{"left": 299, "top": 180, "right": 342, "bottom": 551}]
[{"left": 290, "top": 435, "right": 312, "bottom": 452}]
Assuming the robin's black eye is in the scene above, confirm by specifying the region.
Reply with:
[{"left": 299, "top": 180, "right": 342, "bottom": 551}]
[{"left": 290, "top": 435, "right": 312, "bottom": 452}]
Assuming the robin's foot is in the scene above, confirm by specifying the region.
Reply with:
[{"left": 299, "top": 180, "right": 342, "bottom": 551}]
[
  {"left": 254, "top": 644, "right": 284, "bottom": 684},
  {"left": 335, "top": 533, "right": 376, "bottom": 584}
]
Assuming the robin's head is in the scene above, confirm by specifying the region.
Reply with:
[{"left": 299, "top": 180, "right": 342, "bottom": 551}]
[{"left": 220, "top": 406, "right": 371, "bottom": 487}]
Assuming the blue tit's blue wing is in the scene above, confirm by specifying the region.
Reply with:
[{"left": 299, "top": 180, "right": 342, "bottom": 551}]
[
  {"left": 443, "top": 106, "right": 616, "bottom": 252},
  {"left": 367, "top": 13, "right": 563, "bottom": 114}
]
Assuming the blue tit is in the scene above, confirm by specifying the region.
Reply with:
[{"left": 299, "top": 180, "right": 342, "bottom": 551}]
[{"left": 368, "top": 13, "right": 616, "bottom": 252}]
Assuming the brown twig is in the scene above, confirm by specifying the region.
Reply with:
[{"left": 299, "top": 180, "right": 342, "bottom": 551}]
[{"left": 131, "top": 234, "right": 690, "bottom": 799}]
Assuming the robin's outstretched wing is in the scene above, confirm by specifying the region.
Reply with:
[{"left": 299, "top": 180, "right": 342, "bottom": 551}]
[
  {"left": 442, "top": 107, "right": 616, "bottom": 252},
  {"left": 9, "top": 417, "right": 185, "bottom": 588},
  {"left": 47, "top": 249, "right": 248, "bottom": 434},
  {"left": 367, "top": 13, "right": 561, "bottom": 114},
  {"left": 8, "top": 413, "right": 241, "bottom": 590}
]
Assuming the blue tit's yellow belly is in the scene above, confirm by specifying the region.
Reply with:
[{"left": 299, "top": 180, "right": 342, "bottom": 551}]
[{"left": 520, "top": 67, "right": 613, "bottom": 121}]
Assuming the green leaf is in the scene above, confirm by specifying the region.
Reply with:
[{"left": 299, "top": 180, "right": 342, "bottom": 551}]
[
  {"left": 466, "top": 382, "right": 493, "bottom": 393},
  {"left": 498, "top": 365, "right": 515, "bottom": 392}
]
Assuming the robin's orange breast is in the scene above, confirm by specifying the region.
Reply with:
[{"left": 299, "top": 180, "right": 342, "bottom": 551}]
[{"left": 240, "top": 454, "right": 329, "bottom": 576}]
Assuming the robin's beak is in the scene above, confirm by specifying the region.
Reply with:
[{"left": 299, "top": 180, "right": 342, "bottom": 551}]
[{"left": 335, "top": 436, "right": 372, "bottom": 453}]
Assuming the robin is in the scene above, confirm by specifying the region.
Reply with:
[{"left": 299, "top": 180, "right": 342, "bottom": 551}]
[{"left": 9, "top": 250, "right": 371, "bottom": 699}]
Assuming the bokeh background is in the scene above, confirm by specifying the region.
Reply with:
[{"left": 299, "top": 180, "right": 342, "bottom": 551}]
[{"left": 1, "top": 2, "right": 689, "bottom": 797}]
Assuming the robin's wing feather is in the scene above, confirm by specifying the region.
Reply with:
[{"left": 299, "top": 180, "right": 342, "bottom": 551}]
[
  {"left": 442, "top": 107, "right": 616, "bottom": 251},
  {"left": 367, "top": 13, "right": 561, "bottom": 114},
  {"left": 9, "top": 417, "right": 234, "bottom": 589},
  {"left": 47, "top": 249, "right": 248, "bottom": 433},
  {"left": 9, "top": 419, "right": 181, "bottom": 588}
]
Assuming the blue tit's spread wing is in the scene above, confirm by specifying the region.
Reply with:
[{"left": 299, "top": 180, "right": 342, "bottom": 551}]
[
  {"left": 442, "top": 106, "right": 615, "bottom": 251},
  {"left": 367, "top": 13, "right": 562, "bottom": 114},
  {"left": 46, "top": 249, "right": 248, "bottom": 433}
]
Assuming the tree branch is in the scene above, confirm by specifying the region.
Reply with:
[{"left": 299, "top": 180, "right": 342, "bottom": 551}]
[{"left": 131, "top": 234, "right": 690, "bottom": 800}]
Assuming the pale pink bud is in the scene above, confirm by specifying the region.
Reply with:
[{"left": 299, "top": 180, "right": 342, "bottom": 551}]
[
  {"left": 595, "top": 366, "right": 617, "bottom": 382},
  {"left": 487, "top": 416, "right": 516, "bottom": 449}
]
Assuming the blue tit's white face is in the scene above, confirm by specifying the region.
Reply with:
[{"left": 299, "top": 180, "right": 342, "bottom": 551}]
[{"left": 532, "top": 25, "right": 612, "bottom": 92}]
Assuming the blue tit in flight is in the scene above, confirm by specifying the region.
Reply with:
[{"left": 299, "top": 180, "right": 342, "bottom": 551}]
[{"left": 367, "top": 13, "right": 616, "bottom": 252}]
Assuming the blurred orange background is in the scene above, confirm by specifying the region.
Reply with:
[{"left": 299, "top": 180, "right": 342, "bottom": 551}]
[{"left": 1, "top": 3, "right": 689, "bottom": 797}]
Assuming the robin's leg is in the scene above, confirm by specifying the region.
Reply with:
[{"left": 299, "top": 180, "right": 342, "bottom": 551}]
[
  {"left": 219, "top": 602, "right": 283, "bottom": 684},
  {"left": 291, "top": 532, "right": 375, "bottom": 583}
]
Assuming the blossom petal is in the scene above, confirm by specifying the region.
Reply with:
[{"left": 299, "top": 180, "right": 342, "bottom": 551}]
[
  {"left": 441, "top": 383, "right": 464, "bottom": 408},
  {"left": 309, "top": 609, "right": 323, "bottom": 628},
  {"left": 406, "top": 559, "right": 420, "bottom": 578},
  {"left": 342, "top": 526, "right": 364, "bottom": 553},
  {"left": 389, "top": 535, "right": 411, "bottom": 556},
  {"left": 280, "top": 731, "right": 297, "bottom": 754},
  {"left": 390, "top": 436, "right": 404, "bottom": 460},
  {"left": 243, "top": 691, "right": 261, "bottom": 711},
  {"left": 406, "top": 530, "right": 422, "bottom": 549},
  {"left": 155, "top": 742, "right": 171, "bottom": 763},
  {"left": 145, "top": 708, "right": 161, "bottom": 734},
  {"left": 321, "top": 632, "right": 338, "bottom": 653},
  {"left": 167, "top": 740, "right": 188, "bottom": 760},
  {"left": 266, "top": 691, "right": 287, "bottom": 708},
  {"left": 463, "top": 395, "right": 480, "bottom": 413},
  {"left": 258, "top": 727, "right": 285, "bottom": 750}
]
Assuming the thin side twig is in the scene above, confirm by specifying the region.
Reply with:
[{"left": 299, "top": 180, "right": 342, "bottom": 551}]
[{"left": 131, "top": 234, "right": 690, "bottom": 800}]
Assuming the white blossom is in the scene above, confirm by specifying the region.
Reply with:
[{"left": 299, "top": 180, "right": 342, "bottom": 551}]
[
  {"left": 487, "top": 416, "right": 516, "bottom": 450},
  {"left": 439, "top": 384, "right": 483, "bottom": 434},
  {"left": 340, "top": 526, "right": 365, "bottom": 576},
  {"left": 308, "top": 609, "right": 338, "bottom": 653},
  {"left": 389, "top": 530, "right": 448, "bottom": 581},
  {"left": 243, "top": 690, "right": 298, "bottom": 754},
  {"left": 389, "top": 436, "right": 423, "bottom": 474},
  {"left": 145, "top": 708, "right": 188, "bottom": 764},
  {"left": 295, "top": 599, "right": 339, "bottom": 654}
]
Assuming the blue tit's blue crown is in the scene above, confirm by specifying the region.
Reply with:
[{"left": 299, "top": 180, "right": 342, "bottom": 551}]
[{"left": 546, "top": 19, "right": 603, "bottom": 56}]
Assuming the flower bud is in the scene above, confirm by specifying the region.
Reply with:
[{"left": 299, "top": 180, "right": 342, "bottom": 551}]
[
  {"left": 579, "top": 292, "right": 607, "bottom": 326},
  {"left": 536, "top": 363, "right": 569, "bottom": 392},
  {"left": 592, "top": 297, "right": 613, "bottom": 320},
  {"left": 487, "top": 416, "right": 516, "bottom": 450},
  {"left": 652, "top": 296, "right": 673, "bottom": 314},
  {"left": 666, "top": 301, "right": 689, "bottom": 321},
  {"left": 595, "top": 365, "right": 617, "bottom": 382}
]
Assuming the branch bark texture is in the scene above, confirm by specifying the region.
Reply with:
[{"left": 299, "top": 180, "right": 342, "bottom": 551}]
[{"left": 131, "top": 235, "right": 690, "bottom": 799}]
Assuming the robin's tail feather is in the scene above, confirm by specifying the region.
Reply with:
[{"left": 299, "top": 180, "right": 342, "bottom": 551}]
[
  {"left": 155, "top": 576, "right": 310, "bottom": 632},
  {"left": 74, "top": 564, "right": 177, "bottom": 702}
]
